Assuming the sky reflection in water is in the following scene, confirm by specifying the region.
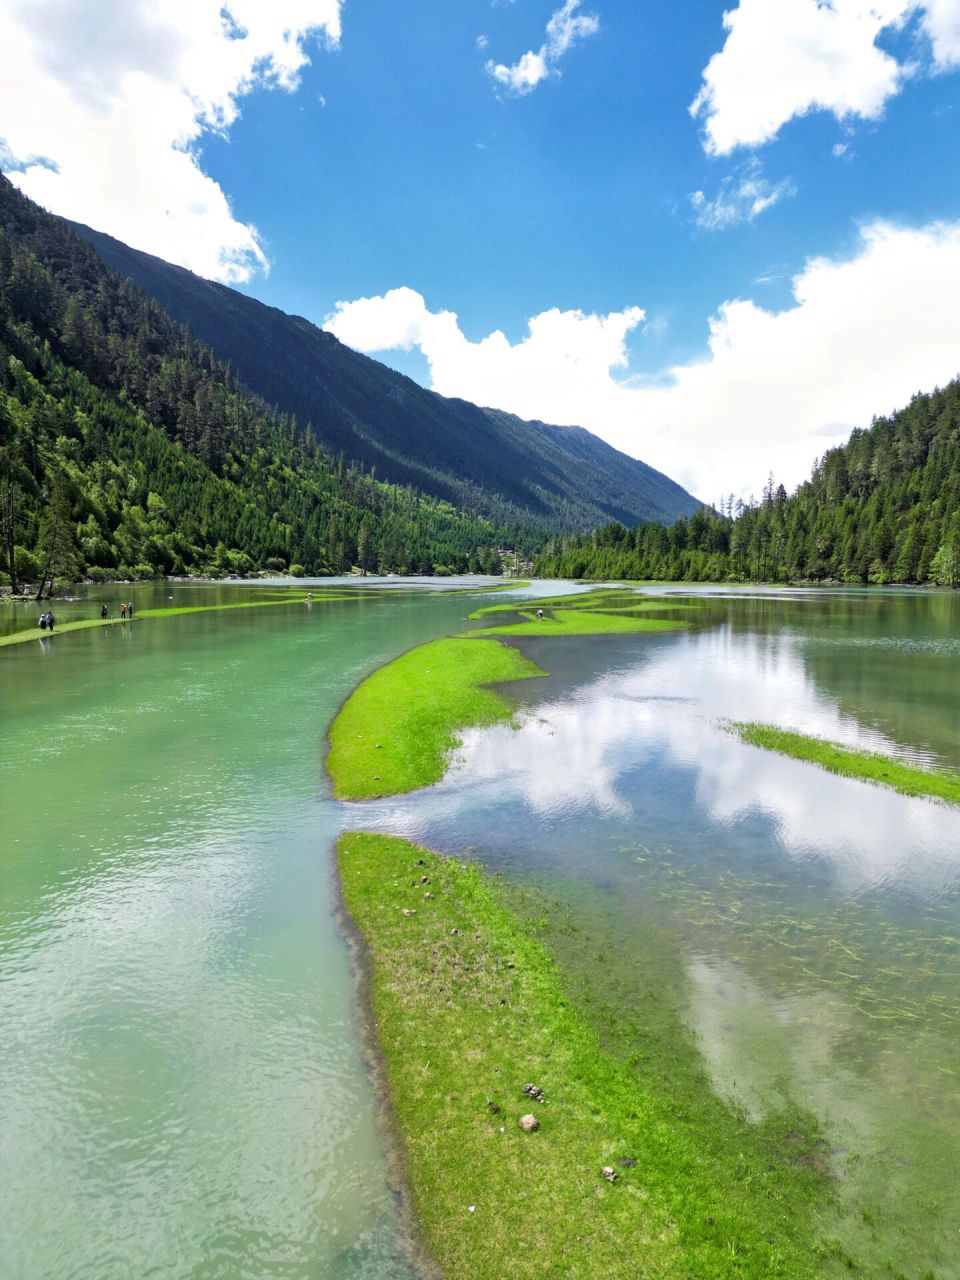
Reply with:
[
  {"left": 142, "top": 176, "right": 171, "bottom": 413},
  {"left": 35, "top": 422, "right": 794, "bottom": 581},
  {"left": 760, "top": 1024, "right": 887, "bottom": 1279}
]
[{"left": 346, "top": 611, "right": 960, "bottom": 1274}]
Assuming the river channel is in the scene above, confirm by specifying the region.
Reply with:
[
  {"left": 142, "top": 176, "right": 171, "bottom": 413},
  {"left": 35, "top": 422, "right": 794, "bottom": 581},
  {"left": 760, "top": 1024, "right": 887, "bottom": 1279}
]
[{"left": 3, "top": 583, "right": 960, "bottom": 1277}]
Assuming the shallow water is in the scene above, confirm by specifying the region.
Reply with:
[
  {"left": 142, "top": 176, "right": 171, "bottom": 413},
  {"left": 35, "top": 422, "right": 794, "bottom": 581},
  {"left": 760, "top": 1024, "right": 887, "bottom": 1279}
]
[
  {"left": 6, "top": 581, "right": 960, "bottom": 1278},
  {"left": 0, "top": 578, "right": 547, "bottom": 1280},
  {"left": 352, "top": 588, "right": 960, "bottom": 1278}
]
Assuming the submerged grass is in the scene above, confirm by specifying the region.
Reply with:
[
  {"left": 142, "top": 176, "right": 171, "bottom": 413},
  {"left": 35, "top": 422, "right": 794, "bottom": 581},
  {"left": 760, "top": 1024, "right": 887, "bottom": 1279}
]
[
  {"left": 327, "top": 637, "right": 545, "bottom": 800},
  {"left": 0, "top": 617, "right": 133, "bottom": 647},
  {"left": 730, "top": 721, "right": 960, "bottom": 806},
  {"left": 0, "top": 590, "right": 392, "bottom": 647},
  {"left": 469, "top": 610, "right": 690, "bottom": 638},
  {"left": 339, "top": 833, "right": 833, "bottom": 1280},
  {"left": 466, "top": 588, "right": 682, "bottom": 620}
]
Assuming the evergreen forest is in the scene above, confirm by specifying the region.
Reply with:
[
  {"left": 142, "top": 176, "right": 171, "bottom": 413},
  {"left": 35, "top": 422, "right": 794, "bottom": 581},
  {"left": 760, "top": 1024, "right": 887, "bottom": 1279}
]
[
  {"left": 536, "top": 377, "right": 960, "bottom": 586},
  {"left": 0, "top": 175, "right": 528, "bottom": 594}
]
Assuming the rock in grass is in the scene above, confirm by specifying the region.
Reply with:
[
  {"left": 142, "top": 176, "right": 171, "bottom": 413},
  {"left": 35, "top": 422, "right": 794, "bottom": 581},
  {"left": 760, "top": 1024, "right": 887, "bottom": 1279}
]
[
  {"left": 401, "top": 908, "right": 417, "bottom": 917},
  {"left": 519, "top": 1114, "right": 540, "bottom": 1133},
  {"left": 601, "top": 1166, "right": 618, "bottom": 1183},
  {"left": 522, "top": 1083, "right": 545, "bottom": 1102}
]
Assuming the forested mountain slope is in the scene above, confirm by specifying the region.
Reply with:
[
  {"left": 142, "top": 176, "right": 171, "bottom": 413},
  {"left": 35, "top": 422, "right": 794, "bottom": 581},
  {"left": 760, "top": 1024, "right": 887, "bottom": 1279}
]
[
  {"left": 68, "top": 219, "right": 700, "bottom": 529},
  {"left": 536, "top": 379, "right": 960, "bottom": 585},
  {"left": 0, "top": 175, "right": 518, "bottom": 589}
]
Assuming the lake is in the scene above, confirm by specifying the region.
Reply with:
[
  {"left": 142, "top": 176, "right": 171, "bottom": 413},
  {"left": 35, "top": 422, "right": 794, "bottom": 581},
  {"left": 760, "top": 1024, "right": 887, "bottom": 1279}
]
[{"left": 3, "top": 582, "right": 960, "bottom": 1277}]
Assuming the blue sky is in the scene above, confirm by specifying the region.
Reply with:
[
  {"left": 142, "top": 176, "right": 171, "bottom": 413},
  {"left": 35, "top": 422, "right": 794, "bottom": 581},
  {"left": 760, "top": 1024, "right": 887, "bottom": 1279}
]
[{"left": 3, "top": 0, "right": 960, "bottom": 498}]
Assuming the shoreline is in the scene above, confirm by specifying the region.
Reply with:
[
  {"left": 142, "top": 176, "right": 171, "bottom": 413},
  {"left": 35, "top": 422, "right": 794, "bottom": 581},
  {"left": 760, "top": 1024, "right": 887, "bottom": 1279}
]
[
  {"left": 330, "top": 850, "right": 442, "bottom": 1280},
  {"left": 325, "top": 609, "right": 844, "bottom": 1277},
  {"left": 335, "top": 833, "right": 834, "bottom": 1279}
]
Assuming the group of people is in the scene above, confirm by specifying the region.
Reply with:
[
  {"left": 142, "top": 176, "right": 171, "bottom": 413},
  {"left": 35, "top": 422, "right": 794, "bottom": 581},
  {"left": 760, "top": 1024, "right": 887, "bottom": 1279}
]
[{"left": 37, "top": 600, "right": 137, "bottom": 635}]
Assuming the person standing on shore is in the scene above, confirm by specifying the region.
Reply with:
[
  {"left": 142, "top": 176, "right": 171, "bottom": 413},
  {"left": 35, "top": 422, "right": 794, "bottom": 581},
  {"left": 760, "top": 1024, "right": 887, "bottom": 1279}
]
[
  {"left": 120, "top": 602, "right": 127, "bottom": 619},
  {"left": 101, "top": 604, "right": 108, "bottom": 619},
  {"left": 47, "top": 610, "right": 55, "bottom": 633},
  {"left": 127, "top": 602, "right": 134, "bottom": 620}
]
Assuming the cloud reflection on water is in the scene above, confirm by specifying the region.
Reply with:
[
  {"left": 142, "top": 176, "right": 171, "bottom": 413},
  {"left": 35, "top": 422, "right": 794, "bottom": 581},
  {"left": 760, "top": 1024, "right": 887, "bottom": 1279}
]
[{"left": 366, "top": 626, "right": 960, "bottom": 899}]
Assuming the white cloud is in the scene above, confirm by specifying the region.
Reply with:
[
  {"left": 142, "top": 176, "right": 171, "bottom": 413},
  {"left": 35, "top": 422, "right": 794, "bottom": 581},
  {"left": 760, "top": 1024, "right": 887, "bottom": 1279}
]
[
  {"left": 486, "top": 0, "right": 599, "bottom": 95},
  {"left": 691, "top": 0, "right": 960, "bottom": 156},
  {"left": 325, "top": 220, "right": 960, "bottom": 501},
  {"left": 476, "top": 34, "right": 489, "bottom": 51},
  {"left": 0, "top": 0, "right": 342, "bottom": 281},
  {"left": 690, "top": 160, "right": 795, "bottom": 230},
  {"left": 923, "top": 0, "right": 960, "bottom": 66}
]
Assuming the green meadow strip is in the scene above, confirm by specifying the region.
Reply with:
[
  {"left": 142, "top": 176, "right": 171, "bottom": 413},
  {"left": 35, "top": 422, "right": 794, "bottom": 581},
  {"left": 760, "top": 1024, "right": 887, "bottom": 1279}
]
[
  {"left": 729, "top": 721, "right": 960, "bottom": 806},
  {"left": 450, "top": 579, "right": 532, "bottom": 596},
  {"left": 327, "top": 637, "right": 545, "bottom": 800},
  {"left": 467, "top": 588, "right": 644, "bottom": 619},
  {"left": 0, "top": 591, "right": 373, "bottom": 647},
  {"left": 339, "top": 833, "right": 830, "bottom": 1280},
  {"left": 469, "top": 609, "right": 689, "bottom": 637},
  {"left": 0, "top": 617, "right": 134, "bottom": 647}
]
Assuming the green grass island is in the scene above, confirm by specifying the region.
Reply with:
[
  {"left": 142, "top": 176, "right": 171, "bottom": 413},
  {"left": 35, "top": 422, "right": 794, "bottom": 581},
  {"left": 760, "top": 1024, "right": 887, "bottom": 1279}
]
[{"left": 328, "top": 608, "right": 856, "bottom": 1277}]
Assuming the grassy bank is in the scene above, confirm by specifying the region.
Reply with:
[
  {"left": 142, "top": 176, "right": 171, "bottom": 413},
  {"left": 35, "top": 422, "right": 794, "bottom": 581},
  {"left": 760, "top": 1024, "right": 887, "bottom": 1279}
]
[
  {"left": 328, "top": 638, "right": 545, "bottom": 800},
  {"left": 466, "top": 588, "right": 694, "bottom": 637},
  {"left": 469, "top": 610, "right": 689, "bottom": 638},
  {"left": 466, "top": 588, "right": 691, "bottom": 620},
  {"left": 0, "top": 617, "right": 136, "bottom": 647},
  {"left": 339, "top": 833, "right": 832, "bottom": 1280},
  {"left": 730, "top": 722, "right": 960, "bottom": 806}
]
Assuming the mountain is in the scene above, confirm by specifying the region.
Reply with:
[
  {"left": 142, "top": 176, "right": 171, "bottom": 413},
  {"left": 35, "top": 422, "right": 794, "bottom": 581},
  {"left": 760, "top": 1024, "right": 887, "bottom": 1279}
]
[
  {"left": 535, "top": 379, "right": 960, "bottom": 586},
  {"left": 0, "top": 174, "right": 516, "bottom": 589},
  {"left": 67, "top": 220, "right": 700, "bottom": 530}
]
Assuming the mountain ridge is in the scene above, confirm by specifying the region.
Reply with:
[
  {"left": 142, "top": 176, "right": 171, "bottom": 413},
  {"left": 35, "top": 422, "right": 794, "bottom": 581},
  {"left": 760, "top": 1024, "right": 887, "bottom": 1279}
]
[{"left": 66, "top": 218, "right": 700, "bottom": 530}]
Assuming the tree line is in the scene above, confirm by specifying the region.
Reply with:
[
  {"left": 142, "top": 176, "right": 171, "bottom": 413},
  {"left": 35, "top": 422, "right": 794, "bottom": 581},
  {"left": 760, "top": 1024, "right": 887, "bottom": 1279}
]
[
  {"left": 0, "top": 175, "right": 535, "bottom": 594},
  {"left": 535, "top": 377, "right": 960, "bottom": 586}
]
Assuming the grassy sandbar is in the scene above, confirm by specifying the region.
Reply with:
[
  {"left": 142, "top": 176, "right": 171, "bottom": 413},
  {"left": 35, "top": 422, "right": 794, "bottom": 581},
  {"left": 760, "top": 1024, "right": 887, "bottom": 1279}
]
[
  {"left": 730, "top": 721, "right": 960, "bottom": 806},
  {"left": 339, "top": 833, "right": 830, "bottom": 1280},
  {"left": 469, "top": 610, "right": 689, "bottom": 638},
  {"left": 327, "top": 638, "right": 545, "bottom": 800}
]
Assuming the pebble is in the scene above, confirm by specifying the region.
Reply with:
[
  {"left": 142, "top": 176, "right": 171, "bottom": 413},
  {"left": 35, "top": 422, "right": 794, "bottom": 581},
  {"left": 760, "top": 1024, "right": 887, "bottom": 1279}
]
[
  {"left": 601, "top": 1166, "right": 618, "bottom": 1183},
  {"left": 401, "top": 908, "right": 416, "bottom": 917},
  {"left": 519, "top": 1114, "right": 540, "bottom": 1133}
]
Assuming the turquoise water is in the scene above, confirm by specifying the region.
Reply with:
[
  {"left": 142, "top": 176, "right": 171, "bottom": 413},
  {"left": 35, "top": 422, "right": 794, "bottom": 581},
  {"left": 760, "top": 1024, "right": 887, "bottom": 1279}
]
[
  {"left": 0, "top": 580, "right": 537, "bottom": 1280},
  {"left": 5, "top": 582, "right": 960, "bottom": 1278}
]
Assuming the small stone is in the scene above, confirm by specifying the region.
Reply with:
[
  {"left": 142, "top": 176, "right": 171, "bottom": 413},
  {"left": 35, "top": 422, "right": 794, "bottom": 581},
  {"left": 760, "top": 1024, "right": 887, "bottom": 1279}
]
[
  {"left": 420, "top": 875, "right": 430, "bottom": 885},
  {"left": 487, "top": 1101, "right": 501, "bottom": 1115},
  {"left": 522, "top": 1083, "right": 545, "bottom": 1102},
  {"left": 424, "top": 892, "right": 435, "bottom": 900},
  {"left": 401, "top": 908, "right": 416, "bottom": 917},
  {"left": 468, "top": 1205, "right": 476, "bottom": 1213},
  {"left": 519, "top": 1114, "right": 540, "bottom": 1133},
  {"left": 618, "top": 1158, "right": 637, "bottom": 1169},
  {"left": 417, "top": 859, "right": 426, "bottom": 866},
  {"left": 601, "top": 1166, "right": 618, "bottom": 1183},
  {"left": 450, "top": 928, "right": 460, "bottom": 936}
]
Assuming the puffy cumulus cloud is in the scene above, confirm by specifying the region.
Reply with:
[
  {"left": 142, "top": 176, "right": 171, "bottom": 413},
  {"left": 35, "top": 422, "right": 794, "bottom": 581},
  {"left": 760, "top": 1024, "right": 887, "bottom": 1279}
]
[
  {"left": 691, "top": 0, "right": 960, "bottom": 156},
  {"left": 924, "top": 0, "right": 960, "bottom": 65},
  {"left": 0, "top": 0, "right": 341, "bottom": 281},
  {"left": 486, "top": 0, "right": 599, "bottom": 95},
  {"left": 690, "top": 159, "right": 795, "bottom": 230},
  {"left": 326, "top": 286, "right": 645, "bottom": 427},
  {"left": 325, "top": 220, "right": 960, "bottom": 501}
]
